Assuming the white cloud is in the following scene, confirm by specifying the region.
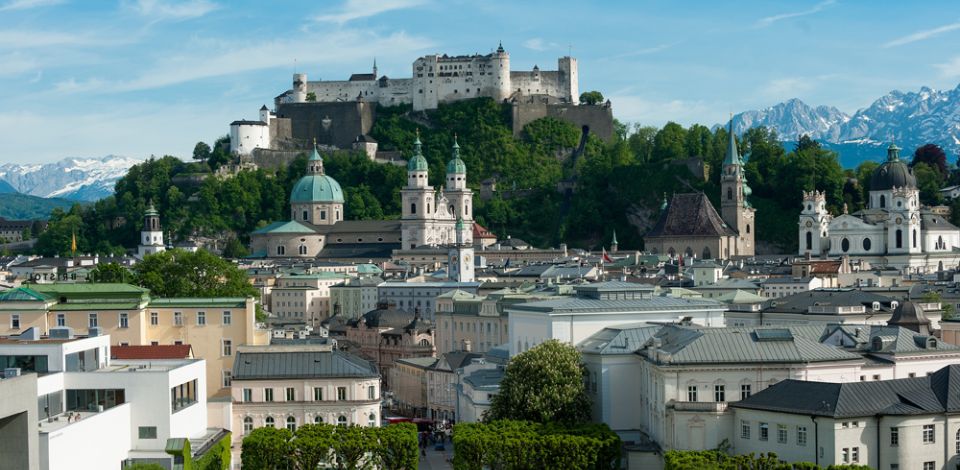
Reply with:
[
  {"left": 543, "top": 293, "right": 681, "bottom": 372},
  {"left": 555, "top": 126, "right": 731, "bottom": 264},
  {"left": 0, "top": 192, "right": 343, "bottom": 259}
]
[
  {"left": 884, "top": 21, "right": 960, "bottom": 48},
  {"left": 0, "top": 52, "right": 39, "bottom": 77},
  {"left": 315, "top": 0, "right": 427, "bottom": 25},
  {"left": 608, "top": 94, "right": 721, "bottom": 128},
  {"left": 523, "top": 38, "right": 546, "bottom": 51},
  {"left": 0, "top": 0, "right": 64, "bottom": 12},
  {"left": 934, "top": 56, "right": 960, "bottom": 79},
  {"left": 127, "top": 0, "right": 218, "bottom": 20},
  {"left": 755, "top": 0, "right": 835, "bottom": 28}
]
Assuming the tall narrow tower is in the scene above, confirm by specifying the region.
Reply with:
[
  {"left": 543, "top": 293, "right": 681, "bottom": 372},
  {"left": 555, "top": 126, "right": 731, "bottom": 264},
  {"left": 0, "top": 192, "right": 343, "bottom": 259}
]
[
  {"left": 444, "top": 136, "right": 474, "bottom": 245},
  {"left": 400, "top": 131, "right": 435, "bottom": 249},
  {"left": 720, "top": 121, "right": 756, "bottom": 256},
  {"left": 448, "top": 217, "right": 475, "bottom": 282},
  {"left": 137, "top": 202, "right": 165, "bottom": 258}
]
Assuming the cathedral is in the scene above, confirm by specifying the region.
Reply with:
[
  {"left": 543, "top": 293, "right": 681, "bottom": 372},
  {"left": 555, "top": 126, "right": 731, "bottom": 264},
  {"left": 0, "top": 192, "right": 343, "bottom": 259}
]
[
  {"left": 645, "top": 121, "right": 756, "bottom": 259},
  {"left": 249, "top": 134, "right": 475, "bottom": 279},
  {"left": 798, "top": 144, "right": 960, "bottom": 272}
]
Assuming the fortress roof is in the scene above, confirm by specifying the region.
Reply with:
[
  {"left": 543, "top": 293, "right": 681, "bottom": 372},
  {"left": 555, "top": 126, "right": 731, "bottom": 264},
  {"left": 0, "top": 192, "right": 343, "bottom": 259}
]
[{"left": 230, "top": 119, "right": 267, "bottom": 126}]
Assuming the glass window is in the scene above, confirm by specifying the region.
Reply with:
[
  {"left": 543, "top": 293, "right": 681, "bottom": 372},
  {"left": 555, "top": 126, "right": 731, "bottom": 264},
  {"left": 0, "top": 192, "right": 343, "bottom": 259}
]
[
  {"left": 890, "top": 426, "right": 899, "bottom": 446},
  {"left": 740, "top": 420, "right": 750, "bottom": 439},
  {"left": 88, "top": 313, "right": 97, "bottom": 328},
  {"left": 150, "top": 312, "right": 158, "bottom": 325},
  {"left": 797, "top": 426, "right": 807, "bottom": 446},
  {"left": 56, "top": 313, "right": 65, "bottom": 327},
  {"left": 222, "top": 371, "right": 231, "bottom": 388},
  {"left": 368, "top": 385, "right": 376, "bottom": 400},
  {"left": 265, "top": 416, "right": 275, "bottom": 428},
  {"left": 714, "top": 384, "right": 725, "bottom": 402},
  {"left": 286, "top": 387, "right": 295, "bottom": 401},
  {"left": 286, "top": 416, "right": 296, "bottom": 431},
  {"left": 368, "top": 413, "right": 377, "bottom": 427},
  {"left": 337, "top": 387, "right": 347, "bottom": 401},
  {"left": 777, "top": 424, "right": 787, "bottom": 444},
  {"left": 264, "top": 388, "right": 274, "bottom": 402},
  {"left": 759, "top": 423, "right": 768, "bottom": 441},
  {"left": 243, "top": 417, "right": 253, "bottom": 434},
  {"left": 170, "top": 379, "right": 198, "bottom": 413},
  {"left": 851, "top": 447, "right": 859, "bottom": 462},
  {"left": 10, "top": 314, "right": 20, "bottom": 329},
  {"left": 337, "top": 415, "right": 347, "bottom": 426},
  {"left": 314, "top": 387, "right": 323, "bottom": 401},
  {"left": 138, "top": 426, "right": 158, "bottom": 439},
  {"left": 740, "top": 384, "right": 751, "bottom": 400},
  {"left": 197, "top": 311, "right": 206, "bottom": 325},
  {"left": 687, "top": 385, "right": 697, "bottom": 402},
  {"left": 923, "top": 424, "right": 935, "bottom": 443},
  {"left": 222, "top": 310, "right": 231, "bottom": 325},
  {"left": 923, "top": 463, "right": 934, "bottom": 470},
  {"left": 242, "top": 388, "right": 252, "bottom": 402},
  {"left": 314, "top": 415, "right": 323, "bottom": 423},
  {"left": 119, "top": 313, "right": 128, "bottom": 328},
  {"left": 841, "top": 448, "right": 849, "bottom": 463},
  {"left": 173, "top": 312, "right": 183, "bottom": 326},
  {"left": 222, "top": 339, "right": 232, "bottom": 356}
]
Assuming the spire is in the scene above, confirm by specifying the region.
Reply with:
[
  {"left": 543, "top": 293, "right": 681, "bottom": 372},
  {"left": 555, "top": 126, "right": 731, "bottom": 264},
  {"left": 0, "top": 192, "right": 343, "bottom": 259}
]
[
  {"left": 447, "top": 134, "right": 466, "bottom": 174},
  {"left": 308, "top": 139, "right": 324, "bottom": 174},
  {"left": 661, "top": 193, "right": 669, "bottom": 211},
  {"left": 373, "top": 57, "right": 378, "bottom": 77},
  {"left": 407, "top": 129, "right": 429, "bottom": 173},
  {"left": 496, "top": 41, "right": 504, "bottom": 54},
  {"left": 611, "top": 230, "right": 618, "bottom": 246},
  {"left": 887, "top": 143, "right": 901, "bottom": 161},
  {"left": 724, "top": 119, "right": 741, "bottom": 166},
  {"left": 413, "top": 129, "right": 422, "bottom": 156}
]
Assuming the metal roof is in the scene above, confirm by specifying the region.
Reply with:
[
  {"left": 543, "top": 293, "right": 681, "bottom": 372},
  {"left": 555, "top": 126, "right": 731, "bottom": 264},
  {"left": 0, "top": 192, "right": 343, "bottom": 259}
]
[
  {"left": 232, "top": 349, "right": 378, "bottom": 380},
  {"left": 509, "top": 294, "right": 723, "bottom": 315}
]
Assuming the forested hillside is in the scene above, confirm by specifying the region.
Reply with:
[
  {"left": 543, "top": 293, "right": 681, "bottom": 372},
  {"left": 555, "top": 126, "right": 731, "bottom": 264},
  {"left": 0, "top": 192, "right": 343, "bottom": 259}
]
[{"left": 35, "top": 97, "right": 959, "bottom": 257}]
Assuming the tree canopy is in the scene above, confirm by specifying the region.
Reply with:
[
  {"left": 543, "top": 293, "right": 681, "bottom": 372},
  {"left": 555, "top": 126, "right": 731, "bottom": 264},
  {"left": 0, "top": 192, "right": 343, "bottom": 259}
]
[
  {"left": 579, "top": 90, "right": 605, "bottom": 105},
  {"left": 131, "top": 249, "right": 257, "bottom": 298},
  {"left": 241, "top": 423, "right": 417, "bottom": 470},
  {"left": 488, "top": 339, "right": 591, "bottom": 424},
  {"left": 453, "top": 420, "right": 620, "bottom": 470}
]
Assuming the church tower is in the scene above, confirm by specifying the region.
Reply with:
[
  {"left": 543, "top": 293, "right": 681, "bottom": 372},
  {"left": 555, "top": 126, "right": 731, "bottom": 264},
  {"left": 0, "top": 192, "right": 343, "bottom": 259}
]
[
  {"left": 720, "top": 121, "right": 756, "bottom": 256},
  {"left": 137, "top": 202, "right": 165, "bottom": 258},
  {"left": 798, "top": 190, "right": 831, "bottom": 256},
  {"left": 448, "top": 217, "right": 475, "bottom": 282},
  {"left": 444, "top": 136, "right": 474, "bottom": 245},
  {"left": 401, "top": 131, "right": 435, "bottom": 249}
]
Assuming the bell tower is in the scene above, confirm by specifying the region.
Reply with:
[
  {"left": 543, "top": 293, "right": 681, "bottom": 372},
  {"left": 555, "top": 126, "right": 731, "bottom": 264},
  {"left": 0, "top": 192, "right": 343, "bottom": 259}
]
[
  {"left": 720, "top": 120, "right": 755, "bottom": 256},
  {"left": 137, "top": 201, "right": 165, "bottom": 258}
]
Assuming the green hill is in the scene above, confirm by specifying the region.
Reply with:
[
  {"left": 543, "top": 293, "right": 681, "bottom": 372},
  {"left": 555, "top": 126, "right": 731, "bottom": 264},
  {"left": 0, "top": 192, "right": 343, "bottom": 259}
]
[{"left": 0, "top": 193, "right": 75, "bottom": 220}]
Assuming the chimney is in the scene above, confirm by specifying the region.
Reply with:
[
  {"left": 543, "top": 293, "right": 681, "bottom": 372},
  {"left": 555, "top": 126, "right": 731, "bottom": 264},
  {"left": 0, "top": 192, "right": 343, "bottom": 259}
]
[{"left": 462, "top": 339, "right": 472, "bottom": 352}]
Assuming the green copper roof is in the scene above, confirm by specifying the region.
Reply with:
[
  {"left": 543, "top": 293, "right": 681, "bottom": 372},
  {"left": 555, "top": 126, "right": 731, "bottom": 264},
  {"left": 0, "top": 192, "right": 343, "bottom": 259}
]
[
  {"left": 251, "top": 220, "right": 316, "bottom": 235},
  {"left": 611, "top": 230, "right": 618, "bottom": 245},
  {"left": 32, "top": 283, "right": 149, "bottom": 295},
  {"left": 724, "top": 120, "right": 741, "bottom": 166},
  {"left": 309, "top": 144, "right": 323, "bottom": 162},
  {"left": 887, "top": 143, "right": 901, "bottom": 161},
  {"left": 407, "top": 132, "right": 429, "bottom": 172},
  {"left": 447, "top": 136, "right": 466, "bottom": 174},
  {"left": 290, "top": 174, "right": 344, "bottom": 203},
  {"left": 0, "top": 287, "right": 52, "bottom": 302},
  {"left": 145, "top": 202, "right": 159, "bottom": 217},
  {"left": 149, "top": 297, "right": 249, "bottom": 308}
]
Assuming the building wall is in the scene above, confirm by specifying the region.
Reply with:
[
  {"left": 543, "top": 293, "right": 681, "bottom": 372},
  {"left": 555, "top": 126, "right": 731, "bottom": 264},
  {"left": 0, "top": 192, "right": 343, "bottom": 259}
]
[
  {"left": 582, "top": 353, "right": 643, "bottom": 437},
  {"left": 40, "top": 402, "right": 132, "bottom": 470},
  {"left": 435, "top": 312, "right": 508, "bottom": 355},
  {"left": 230, "top": 123, "right": 270, "bottom": 155},
  {"left": 0, "top": 373, "right": 39, "bottom": 470},
  {"left": 387, "top": 362, "right": 429, "bottom": 415}
]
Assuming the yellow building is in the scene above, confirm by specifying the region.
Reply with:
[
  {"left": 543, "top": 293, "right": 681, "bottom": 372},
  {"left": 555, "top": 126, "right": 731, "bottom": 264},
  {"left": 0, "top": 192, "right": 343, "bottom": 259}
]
[{"left": 0, "top": 283, "right": 269, "bottom": 396}]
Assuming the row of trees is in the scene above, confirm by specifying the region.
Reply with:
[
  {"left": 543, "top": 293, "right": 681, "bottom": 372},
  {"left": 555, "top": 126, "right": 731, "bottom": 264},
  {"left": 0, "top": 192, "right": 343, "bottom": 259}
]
[
  {"left": 664, "top": 449, "right": 870, "bottom": 470},
  {"left": 452, "top": 420, "right": 620, "bottom": 470},
  {"left": 240, "top": 423, "right": 418, "bottom": 470}
]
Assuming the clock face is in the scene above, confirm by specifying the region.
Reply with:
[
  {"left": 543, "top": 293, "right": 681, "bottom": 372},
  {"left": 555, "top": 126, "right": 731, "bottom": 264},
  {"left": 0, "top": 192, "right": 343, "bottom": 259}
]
[
  {"left": 465, "top": 254, "right": 471, "bottom": 263},
  {"left": 805, "top": 221, "right": 813, "bottom": 228},
  {"left": 896, "top": 217, "right": 903, "bottom": 224}
]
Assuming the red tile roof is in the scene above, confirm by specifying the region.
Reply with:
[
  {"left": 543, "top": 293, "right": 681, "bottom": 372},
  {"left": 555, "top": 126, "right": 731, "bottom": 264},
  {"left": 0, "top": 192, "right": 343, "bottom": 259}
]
[
  {"left": 111, "top": 344, "right": 193, "bottom": 360},
  {"left": 473, "top": 223, "right": 496, "bottom": 239}
]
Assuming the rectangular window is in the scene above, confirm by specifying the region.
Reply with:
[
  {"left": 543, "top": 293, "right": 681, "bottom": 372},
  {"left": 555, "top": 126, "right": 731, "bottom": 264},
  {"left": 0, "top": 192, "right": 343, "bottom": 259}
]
[
  {"left": 890, "top": 464, "right": 899, "bottom": 470},
  {"left": 286, "top": 387, "right": 295, "bottom": 401},
  {"left": 242, "top": 388, "right": 252, "bottom": 402},
  {"left": 138, "top": 426, "right": 158, "bottom": 439},
  {"left": 851, "top": 447, "right": 859, "bottom": 462},
  {"left": 368, "top": 385, "right": 375, "bottom": 400},
  {"left": 88, "top": 313, "right": 97, "bottom": 328},
  {"left": 890, "top": 426, "right": 899, "bottom": 446},
  {"left": 119, "top": 313, "right": 128, "bottom": 328},
  {"left": 56, "top": 313, "right": 65, "bottom": 327},
  {"left": 264, "top": 388, "right": 274, "bottom": 402},
  {"left": 170, "top": 379, "right": 198, "bottom": 413},
  {"left": 924, "top": 463, "right": 935, "bottom": 470},
  {"left": 741, "top": 420, "right": 750, "bottom": 439},
  {"left": 314, "top": 387, "right": 323, "bottom": 401},
  {"left": 842, "top": 422, "right": 849, "bottom": 428},
  {"left": 337, "top": 386, "right": 347, "bottom": 401},
  {"left": 174, "top": 311, "right": 183, "bottom": 326},
  {"left": 222, "top": 370, "right": 231, "bottom": 388},
  {"left": 841, "top": 448, "right": 849, "bottom": 463},
  {"left": 741, "top": 384, "right": 751, "bottom": 400},
  {"left": 222, "top": 339, "right": 232, "bottom": 356},
  {"left": 923, "top": 424, "right": 935, "bottom": 443},
  {"left": 777, "top": 424, "right": 787, "bottom": 444},
  {"left": 759, "top": 423, "right": 768, "bottom": 441},
  {"left": 150, "top": 312, "right": 158, "bottom": 325},
  {"left": 714, "top": 384, "right": 725, "bottom": 402},
  {"left": 222, "top": 310, "right": 231, "bottom": 325},
  {"left": 797, "top": 426, "right": 807, "bottom": 446},
  {"left": 687, "top": 386, "right": 698, "bottom": 402},
  {"left": 197, "top": 311, "right": 206, "bottom": 325},
  {"left": 11, "top": 314, "right": 20, "bottom": 329}
]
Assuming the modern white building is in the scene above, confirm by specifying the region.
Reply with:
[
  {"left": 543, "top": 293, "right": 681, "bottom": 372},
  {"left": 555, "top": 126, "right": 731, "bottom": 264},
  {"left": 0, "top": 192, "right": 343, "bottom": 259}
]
[
  {"left": 0, "top": 328, "right": 222, "bottom": 470},
  {"left": 760, "top": 276, "right": 823, "bottom": 299},
  {"left": 732, "top": 364, "right": 960, "bottom": 469},
  {"left": 507, "top": 281, "right": 726, "bottom": 356}
]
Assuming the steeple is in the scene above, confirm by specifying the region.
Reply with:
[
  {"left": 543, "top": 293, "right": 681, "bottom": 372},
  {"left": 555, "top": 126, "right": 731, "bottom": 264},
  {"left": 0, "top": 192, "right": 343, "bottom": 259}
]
[
  {"left": 308, "top": 139, "right": 324, "bottom": 175},
  {"left": 446, "top": 134, "right": 466, "bottom": 175},
  {"left": 496, "top": 41, "right": 505, "bottom": 54},
  {"left": 407, "top": 129, "right": 428, "bottom": 173},
  {"left": 373, "top": 57, "right": 378, "bottom": 78},
  {"left": 611, "top": 230, "right": 619, "bottom": 253},
  {"left": 661, "top": 193, "right": 669, "bottom": 211},
  {"left": 724, "top": 119, "right": 741, "bottom": 167},
  {"left": 887, "top": 143, "right": 901, "bottom": 161}
]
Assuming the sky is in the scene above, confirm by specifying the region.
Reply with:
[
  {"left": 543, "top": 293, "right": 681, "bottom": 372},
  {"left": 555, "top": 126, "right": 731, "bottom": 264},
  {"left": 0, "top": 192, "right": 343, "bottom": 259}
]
[{"left": 2, "top": 0, "right": 960, "bottom": 164}]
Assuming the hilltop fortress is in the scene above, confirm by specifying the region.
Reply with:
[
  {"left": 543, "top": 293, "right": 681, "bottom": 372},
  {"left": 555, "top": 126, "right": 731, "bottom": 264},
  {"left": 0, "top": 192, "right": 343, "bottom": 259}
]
[{"left": 230, "top": 44, "right": 612, "bottom": 161}]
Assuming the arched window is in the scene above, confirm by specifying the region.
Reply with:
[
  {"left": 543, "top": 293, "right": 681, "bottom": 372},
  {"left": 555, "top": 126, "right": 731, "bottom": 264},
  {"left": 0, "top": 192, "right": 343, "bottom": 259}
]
[
  {"left": 913, "top": 229, "right": 917, "bottom": 248},
  {"left": 805, "top": 231, "right": 813, "bottom": 250},
  {"left": 302, "top": 210, "right": 308, "bottom": 221},
  {"left": 368, "top": 413, "right": 377, "bottom": 427},
  {"left": 276, "top": 245, "right": 285, "bottom": 256},
  {"left": 702, "top": 247, "right": 711, "bottom": 259},
  {"left": 427, "top": 204, "right": 431, "bottom": 214},
  {"left": 243, "top": 416, "right": 253, "bottom": 434},
  {"left": 286, "top": 416, "right": 296, "bottom": 431},
  {"left": 337, "top": 416, "right": 347, "bottom": 426},
  {"left": 862, "top": 238, "right": 872, "bottom": 251},
  {"left": 841, "top": 238, "right": 850, "bottom": 252},
  {"left": 746, "top": 224, "right": 750, "bottom": 234},
  {"left": 684, "top": 247, "right": 693, "bottom": 257},
  {"left": 880, "top": 195, "right": 886, "bottom": 208},
  {"left": 938, "top": 236, "right": 945, "bottom": 250},
  {"left": 895, "top": 229, "right": 903, "bottom": 249},
  {"left": 449, "top": 204, "right": 455, "bottom": 215},
  {"left": 265, "top": 416, "right": 275, "bottom": 428},
  {"left": 411, "top": 203, "right": 417, "bottom": 215},
  {"left": 314, "top": 415, "right": 323, "bottom": 424},
  {"left": 667, "top": 247, "right": 676, "bottom": 257},
  {"left": 727, "top": 188, "right": 733, "bottom": 200}
]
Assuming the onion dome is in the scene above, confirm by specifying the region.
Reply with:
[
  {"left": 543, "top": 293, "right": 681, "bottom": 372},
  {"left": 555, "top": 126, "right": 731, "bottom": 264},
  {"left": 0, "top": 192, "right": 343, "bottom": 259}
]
[
  {"left": 446, "top": 135, "right": 467, "bottom": 174},
  {"left": 870, "top": 144, "right": 917, "bottom": 190},
  {"left": 407, "top": 129, "right": 429, "bottom": 172}
]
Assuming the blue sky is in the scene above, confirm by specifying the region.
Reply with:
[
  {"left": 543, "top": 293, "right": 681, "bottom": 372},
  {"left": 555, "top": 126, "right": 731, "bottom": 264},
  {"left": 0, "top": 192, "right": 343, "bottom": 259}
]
[{"left": 2, "top": 0, "right": 960, "bottom": 163}]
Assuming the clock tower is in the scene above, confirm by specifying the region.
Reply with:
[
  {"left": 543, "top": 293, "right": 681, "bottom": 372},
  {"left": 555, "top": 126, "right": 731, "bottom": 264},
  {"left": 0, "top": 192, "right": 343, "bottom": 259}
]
[{"left": 448, "top": 217, "right": 474, "bottom": 282}]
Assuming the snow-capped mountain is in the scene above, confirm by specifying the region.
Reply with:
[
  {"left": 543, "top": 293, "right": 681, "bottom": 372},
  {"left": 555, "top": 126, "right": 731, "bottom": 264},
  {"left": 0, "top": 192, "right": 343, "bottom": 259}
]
[
  {"left": 0, "top": 156, "right": 142, "bottom": 201},
  {"left": 725, "top": 84, "right": 960, "bottom": 166}
]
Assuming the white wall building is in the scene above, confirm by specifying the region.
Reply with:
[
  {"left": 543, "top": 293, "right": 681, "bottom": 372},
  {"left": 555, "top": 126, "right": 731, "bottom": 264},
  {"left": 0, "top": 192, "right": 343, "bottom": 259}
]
[
  {"left": 378, "top": 280, "right": 481, "bottom": 320},
  {"left": 760, "top": 276, "right": 823, "bottom": 299}
]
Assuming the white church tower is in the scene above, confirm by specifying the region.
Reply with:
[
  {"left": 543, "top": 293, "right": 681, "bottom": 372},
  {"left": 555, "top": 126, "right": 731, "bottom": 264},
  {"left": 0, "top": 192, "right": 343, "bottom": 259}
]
[
  {"left": 798, "top": 190, "right": 831, "bottom": 256},
  {"left": 448, "top": 217, "right": 475, "bottom": 282},
  {"left": 444, "top": 136, "right": 473, "bottom": 245},
  {"left": 137, "top": 202, "right": 165, "bottom": 258},
  {"left": 401, "top": 130, "right": 434, "bottom": 250}
]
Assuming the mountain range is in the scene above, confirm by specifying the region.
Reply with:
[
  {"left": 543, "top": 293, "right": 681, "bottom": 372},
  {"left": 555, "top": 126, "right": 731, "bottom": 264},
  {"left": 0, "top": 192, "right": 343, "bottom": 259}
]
[
  {"left": 0, "top": 155, "right": 142, "bottom": 202},
  {"left": 724, "top": 84, "right": 960, "bottom": 168}
]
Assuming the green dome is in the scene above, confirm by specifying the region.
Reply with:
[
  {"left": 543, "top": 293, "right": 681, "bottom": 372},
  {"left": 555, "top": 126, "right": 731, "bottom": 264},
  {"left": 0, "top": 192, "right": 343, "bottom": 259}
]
[
  {"left": 407, "top": 132, "right": 428, "bottom": 172},
  {"left": 290, "top": 174, "right": 344, "bottom": 203},
  {"left": 447, "top": 157, "right": 466, "bottom": 174}
]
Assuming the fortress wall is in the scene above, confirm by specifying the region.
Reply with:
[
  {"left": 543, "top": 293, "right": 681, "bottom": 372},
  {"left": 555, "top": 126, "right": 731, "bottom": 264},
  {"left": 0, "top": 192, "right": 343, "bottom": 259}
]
[
  {"left": 511, "top": 102, "right": 615, "bottom": 142},
  {"left": 275, "top": 101, "right": 376, "bottom": 149}
]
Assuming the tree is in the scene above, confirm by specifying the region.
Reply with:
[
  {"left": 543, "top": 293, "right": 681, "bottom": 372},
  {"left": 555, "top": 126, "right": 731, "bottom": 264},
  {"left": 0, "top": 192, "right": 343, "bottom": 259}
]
[
  {"left": 452, "top": 420, "right": 620, "bottom": 470},
  {"left": 131, "top": 249, "right": 258, "bottom": 298},
  {"left": 306, "top": 92, "right": 317, "bottom": 102},
  {"left": 89, "top": 262, "right": 130, "bottom": 283},
  {"left": 221, "top": 238, "right": 250, "bottom": 259},
  {"left": 332, "top": 425, "right": 373, "bottom": 470},
  {"left": 193, "top": 142, "right": 212, "bottom": 163},
  {"left": 912, "top": 143, "right": 948, "bottom": 178},
  {"left": 652, "top": 122, "right": 688, "bottom": 162},
  {"left": 913, "top": 162, "right": 944, "bottom": 206},
  {"left": 375, "top": 423, "right": 419, "bottom": 470},
  {"left": 241, "top": 427, "right": 293, "bottom": 470},
  {"left": 489, "top": 339, "right": 591, "bottom": 424},
  {"left": 579, "top": 91, "right": 604, "bottom": 105},
  {"left": 292, "top": 424, "right": 335, "bottom": 470}
]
